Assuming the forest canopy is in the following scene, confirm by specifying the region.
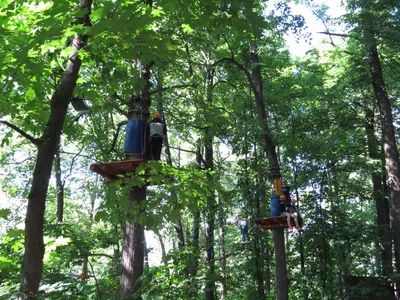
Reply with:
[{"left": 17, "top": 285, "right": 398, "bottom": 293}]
[{"left": 0, "top": 0, "right": 399, "bottom": 299}]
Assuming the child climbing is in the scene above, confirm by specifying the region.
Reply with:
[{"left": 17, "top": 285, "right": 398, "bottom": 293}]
[
  {"left": 237, "top": 216, "right": 250, "bottom": 243},
  {"left": 279, "top": 180, "right": 302, "bottom": 231},
  {"left": 286, "top": 199, "right": 302, "bottom": 231},
  {"left": 148, "top": 112, "right": 165, "bottom": 161}
]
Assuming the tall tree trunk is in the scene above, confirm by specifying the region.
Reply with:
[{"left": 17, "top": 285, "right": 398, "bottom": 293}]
[
  {"left": 55, "top": 146, "right": 64, "bottom": 223},
  {"left": 19, "top": 1, "right": 92, "bottom": 298},
  {"left": 249, "top": 40, "right": 288, "bottom": 299},
  {"left": 155, "top": 78, "right": 185, "bottom": 249},
  {"left": 362, "top": 4, "right": 400, "bottom": 274},
  {"left": 217, "top": 195, "right": 227, "bottom": 299},
  {"left": 365, "top": 108, "right": 393, "bottom": 277},
  {"left": 120, "top": 59, "right": 151, "bottom": 298},
  {"left": 120, "top": 186, "right": 146, "bottom": 300},
  {"left": 204, "top": 66, "right": 216, "bottom": 300}
]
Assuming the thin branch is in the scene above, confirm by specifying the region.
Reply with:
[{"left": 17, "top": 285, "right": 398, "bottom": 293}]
[
  {"left": 113, "top": 92, "right": 129, "bottom": 105},
  {"left": 169, "top": 145, "right": 208, "bottom": 167},
  {"left": 108, "top": 121, "right": 128, "bottom": 155},
  {"left": 86, "top": 253, "right": 115, "bottom": 260},
  {"left": 59, "top": 151, "right": 97, "bottom": 161},
  {"left": 212, "top": 57, "right": 253, "bottom": 91},
  {"left": 317, "top": 31, "right": 354, "bottom": 39},
  {"left": 88, "top": 257, "right": 102, "bottom": 299},
  {"left": 62, "top": 148, "right": 83, "bottom": 184},
  {"left": 212, "top": 79, "right": 239, "bottom": 91},
  {"left": 222, "top": 33, "right": 234, "bottom": 59},
  {"left": 0, "top": 120, "right": 41, "bottom": 146},
  {"left": 149, "top": 84, "right": 197, "bottom": 96}
]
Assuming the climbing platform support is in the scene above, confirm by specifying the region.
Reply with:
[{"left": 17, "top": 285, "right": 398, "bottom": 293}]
[
  {"left": 90, "top": 159, "right": 146, "bottom": 183},
  {"left": 253, "top": 216, "right": 295, "bottom": 230}
]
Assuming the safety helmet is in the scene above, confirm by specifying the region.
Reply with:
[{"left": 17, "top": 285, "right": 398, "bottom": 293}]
[
  {"left": 280, "top": 195, "right": 286, "bottom": 201},
  {"left": 153, "top": 112, "right": 160, "bottom": 119}
]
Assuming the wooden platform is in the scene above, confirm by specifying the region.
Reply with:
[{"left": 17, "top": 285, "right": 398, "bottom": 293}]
[
  {"left": 90, "top": 160, "right": 146, "bottom": 183},
  {"left": 253, "top": 216, "right": 295, "bottom": 230}
]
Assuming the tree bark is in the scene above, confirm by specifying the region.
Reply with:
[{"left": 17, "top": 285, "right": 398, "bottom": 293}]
[
  {"left": 55, "top": 147, "right": 64, "bottom": 223},
  {"left": 155, "top": 81, "right": 185, "bottom": 249},
  {"left": 362, "top": 4, "right": 400, "bottom": 274},
  {"left": 19, "top": 1, "right": 92, "bottom": 298},
  {"left": 273, "top": 228, "right": 288, "bottom": 300},
  {"left": 365, "top": 107, "right": 393, "bottom": 277},
  {"left": 217, "top": 195, "right": 227, "bottom": 299},
  {"left": 204, "top": 66, "right": 216, "bottom": 300},
  {"left": 249, "top": 40, "right": 288, "bottom": 299},
  {"left": 120, "top": 186, "right": 146, "bottom": 300}
]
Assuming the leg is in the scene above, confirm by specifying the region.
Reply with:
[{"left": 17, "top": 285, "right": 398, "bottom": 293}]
[
  {"left": 293, "top": 214, "right": 302, "bottom": 230},
  {"left": 287, "top": 214, "right": 293, "bottom": 229}
]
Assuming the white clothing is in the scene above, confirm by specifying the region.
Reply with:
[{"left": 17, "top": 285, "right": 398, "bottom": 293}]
[{"left": 149, "top": 122, "right": 164, "bottom": 137}]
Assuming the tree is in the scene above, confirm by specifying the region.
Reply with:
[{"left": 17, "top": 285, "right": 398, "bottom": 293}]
[{"left": 0, "top": 1, "right": 94, "bottom": 298}]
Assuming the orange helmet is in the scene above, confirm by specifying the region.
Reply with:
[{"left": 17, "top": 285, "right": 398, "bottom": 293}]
[
  {"left": 280, "top": 195, "right": 286, "bottom": 201},
  {"left": 153, "top": 112, "right": 160, "bottom": 119}
]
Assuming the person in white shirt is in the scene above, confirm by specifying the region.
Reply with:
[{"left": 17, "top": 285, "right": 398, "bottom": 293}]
[{"left": 148, "top": 112, "right": 165, "bottom": 160}]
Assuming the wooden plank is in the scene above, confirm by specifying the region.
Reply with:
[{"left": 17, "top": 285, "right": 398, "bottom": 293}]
[
  {"left": 258, "top": 223, "right": 288, "bottom": 230},
  {"left": 90, "top": 160, "right": 145, "bottom": 179},
  {"left": 254, "top": 216, "right": 297, "bottom": 230},
  {"left": 90, "top": 160, "right": 167, "bottom": 186}
]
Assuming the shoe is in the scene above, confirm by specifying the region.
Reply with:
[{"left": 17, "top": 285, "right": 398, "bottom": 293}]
[
  {"left": 288, "top": 226, "right": 294, "bottom": 231},
  {"left": 296, "top": 227, "right": 303, "bottom": 231}
]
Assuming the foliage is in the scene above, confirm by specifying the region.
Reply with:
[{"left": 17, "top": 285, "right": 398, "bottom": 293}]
[{"left": 1, "top": 0, "right": 399, "bottom": 299}]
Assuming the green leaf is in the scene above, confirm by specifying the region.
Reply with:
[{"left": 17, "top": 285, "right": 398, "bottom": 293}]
[
  {"left": 7, "top": 229, "right": 24, "bottom": 238},
  {"left": 25, "top": 87, "right": 35, "bottom": 101},
  {"left": 95, "top": 210, "right": 107, "bottom": 222},
  {"left": 91, "top": 7, "right": 105, "bottom": 22},
  {"left": 181, "top": 24, "right": 193, "bottom": 33},
  {"left": 0, "top": 208, "right": 10, "bottom": 220}
]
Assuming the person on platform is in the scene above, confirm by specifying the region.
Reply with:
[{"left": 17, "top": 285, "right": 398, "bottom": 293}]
[
  {"left": 286, "top": 198, "right": 302, "bottom": 231},
  {"left": 148, "top": 113, "right": 165, "bottom": 160},
  {"left": 237, "top": 216, "right": 250, "bottom": 243}
]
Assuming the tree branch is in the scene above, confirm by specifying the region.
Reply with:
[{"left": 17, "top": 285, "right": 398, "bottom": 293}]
[
  {"left": 149, "top": 84, "right": 197, "bottom": 96},
  {"left": 169, "top": 145, "right": 208, "bottom": 167},
  {"left": 213, "top": 58, "right": 253, "bottom": 92},
  {"left": 317, "top": 31, "right": 354, "bottom": 39},
  {"left": 222, "top": 33, "right": 235, "bottom": 59},
  {"left": 59, "top": 151, "right": 97, "bottom": 161},
  {"left": 0, "top": 120, "right": 41, "bottom": 146},
  {"left": 108, "top": 121, "right": 128, "bottom": 155}
]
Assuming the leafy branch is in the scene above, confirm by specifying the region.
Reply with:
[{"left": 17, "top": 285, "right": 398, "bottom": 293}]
[{"left": 0, "top": 120, "right": 41, "bottom": 146}]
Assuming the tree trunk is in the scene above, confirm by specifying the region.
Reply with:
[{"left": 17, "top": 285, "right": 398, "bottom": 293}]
[
  {"left": 365, "top": 107, "right": 393, "bottom": 277},
  {"left": 204, "top": 66, "right": 216, "bottom": 300},
  {"left": 120, "top": 186, "right": 146, "bottom": 300},
  {"left": 155, "top": 76, "right": 186, "bottom": 249},
  {"left": 217, "top": 195, "right": 227, "bottom": 299},
  {"left": 362, "top": 5, "right": 400, "bottom": 274},
  {"left": 55, "top": 147, "right": 64, "bottom": 223},
  {"left": 273, "top": 228, "right": 288, "bottom": 300},
  {"left": 19, "top": 1, "right": 92, "bottom": 298},
  {"left": 249, "top": 40, "right": 288, "bottom": 299}
]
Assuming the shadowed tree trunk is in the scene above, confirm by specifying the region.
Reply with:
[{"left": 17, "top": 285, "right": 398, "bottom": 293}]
[
  {"left": 249, "top": 39, "right": 288, "bottom": 299},
  {"left": 55, "top": 146, "right": 64, "bottom": 223},
  {"left": 19, "top": 1, "right": 92, "bottom": 298},
  {"left": 155, "top": 77, "right": 185, "bottom": 249},
  {"left": 120, "top": 59, "right": 151, "bottom": 298},
  {"left": 365, "top": 107, "right": 393, "bottom": 278},
  {"left": 204, "top": 66, "right": 216, "bottom": 300},
  {"left": 362, "top": 3, "right": 400, "bottom": 274},
  {"left": 217, "top": 195, "right": 227, "bottom": 298},
  {"left": 120, "top": 187, "right": 146, "bottom": 299}
]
